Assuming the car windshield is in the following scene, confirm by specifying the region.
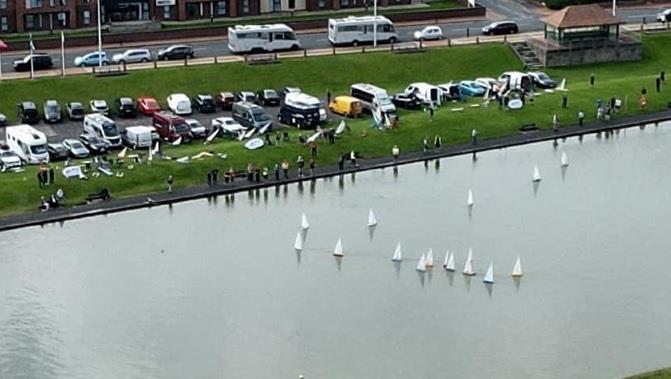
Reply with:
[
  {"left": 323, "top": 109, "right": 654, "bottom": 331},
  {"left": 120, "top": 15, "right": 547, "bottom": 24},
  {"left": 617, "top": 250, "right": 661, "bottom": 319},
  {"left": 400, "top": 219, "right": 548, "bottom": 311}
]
[
  {"left": 72, "top": 108, "right": 84, "bottom": 115},
  {"left": 1, "top": 151, "right": 15, "bottom": 158},
  {"left": 377, "top": 93, "right": 392, "bottom": 107},
  {"left": 174, "top": 122, "right": 190, "bottom": 133},
  {"left": 265, "top": 90, "right": 278, "bottom": 97},
  {"left": 537, "top": 73, "right": 550, "bottom": 81},
  {"left": 71, "top": 141, "right": 84, "bottom": 149},
  {"left": 177, "top": 101, "right": 190, "bottom": 110},
  {"left": 252, "top": 110, "right": 271, "bottom": 122},
  {"left": 146, "top": 100, "right": 159, "bottom": 108},
  {"left": 202, "top": 98, "right": 214, "bottom": 105},
  {"left": 24, "top": 108, "right": 38, "bottom": 116},
  {"left": 31, "top": 144, "right": 47, "bottom": 155},
  {"left": 47, "top": 105, "right": 59, "bottom": 112},
  {"left": 245, "top": 95, "right": 256, "bottom": 102},
  {"left": 102, "top": 122, "right": 119, "bottom": 137}
]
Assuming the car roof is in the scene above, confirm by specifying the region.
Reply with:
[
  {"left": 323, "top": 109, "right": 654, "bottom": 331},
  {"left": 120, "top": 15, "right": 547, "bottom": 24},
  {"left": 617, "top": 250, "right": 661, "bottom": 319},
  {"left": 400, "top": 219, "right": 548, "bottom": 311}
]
[
  {"left": 21, "top": 101, "right": 36, "bottom": 108},
  {"left": 69, "top": 102, "right": 83, "bottom": 107},
  {"left": 118, "top": 97, "right": 133, "bottom": 103}
]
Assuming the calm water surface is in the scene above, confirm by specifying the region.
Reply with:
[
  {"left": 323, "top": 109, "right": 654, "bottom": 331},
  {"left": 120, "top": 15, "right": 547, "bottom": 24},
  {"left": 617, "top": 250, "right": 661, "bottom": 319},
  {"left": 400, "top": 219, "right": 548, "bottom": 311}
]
[{"left": 2, "top": 123, "right": 671, "bottom": 379}]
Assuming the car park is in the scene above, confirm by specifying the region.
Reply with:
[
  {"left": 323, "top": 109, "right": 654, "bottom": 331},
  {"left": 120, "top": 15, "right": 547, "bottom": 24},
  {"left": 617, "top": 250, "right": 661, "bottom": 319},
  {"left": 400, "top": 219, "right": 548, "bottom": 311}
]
[
  {"left": 481, "top": 21, "right": 519, "bottom": 35},
  {"left": 391, "top": 93, "right": 423, "bottom": 110},
  {"left": 216, "top": 92, "right": 236, "bottom": 110},
  {"left": 74, "top": 51, "right": 109, "bottom": 67},
  {"left": 17, "top": 102, "right": 40, "bottom": 124},
  {"left": 47, "top": 143, "right": 69, "bottom": 161},
  {"left": 66, "top": 102, "right": 85, "bottom": 121},
  {"left": 83, "top": 113, "right": 122, "bottom": 147},
  {"left": 167, "top": 93, "right": 192, "bottom": 115},
  {"left": 13, "top": 53, "right": 53, "bottom": 72},
  {"left": 79, "top": 133, "right": 109, "bottom": 154},
  {"left": 235, "top": 91, "right": 257, "bottom": 103},
  {"left": 0, "top": 113, "right": 7, "bottom": 127},
  {"left": 527, "top": 71, "right": 557, "bottom": 89},
  {"left": 115, "top": 97, "right": 138, "bottom": 118},
  {"left": 657, "top": 9, "right": 671, "bottom": 22},
  {"left": 112, "top": 49, "right": 151, "bottom": 64},
  {"left": 0, "top": 149, "right": 22, "bottom": 170},
  {"left": 192, "top": 94, "right": 217, "bottom": 113},
  {"left": 157, "top": 45, "right": 194, "bottom": 60},
  {"left": 329, "top": 96, "right": 363, "bottom": 117},
  {"left": 458, "top": 80, "right": 487, "bottom": 97},
  {"left": 137, "top": 97, "right": 161, "bottom": 116},
  {"left": 414, "top": 26, "right": 443, "bottom": 41},
  {"left": 89, "top": 99, "right": 110, "bottom": 115},
  {"left": 121, "top": 126, "right": 155, "bottom": 149},
  {"left": 62, "top": 138, "right": 90, "bottom": 158},
  {"left": 211, "top": 117, "right": 246, "bottom": 138},
  {"left": 152, "top": 112, "right": 192, "bottom": 143},
  {"left": 185, "top": 119, "right": 208, "bottom": 138},
  {"left": 43, "top": 100, "right": 62, "bottom": 123},
  {"left": 257, "top": 89, "right": 280, "bottom": 106}
]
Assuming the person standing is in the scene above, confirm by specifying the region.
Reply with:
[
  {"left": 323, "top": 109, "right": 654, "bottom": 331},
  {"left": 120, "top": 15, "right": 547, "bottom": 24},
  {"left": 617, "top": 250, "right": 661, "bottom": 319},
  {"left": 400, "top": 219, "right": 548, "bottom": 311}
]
[
  {"left": 392, "top": 145, "right": 400, "bottom": 160},
  {"left": 422, "top": 138, "right": 429, "bottom": 154},
  {"left": 428, "top": 103, "right": 434, "bottom": 121},
  {"left": 262, "top": 167, "right": 269, "bottom": 180},
  {"left": 434, "top": 135, "right": 442, "bottom": 149},
  {"left": 552, "top": 114, "right": 558, "bottom": 132},
  {"left": 338, "top": 154, "right": 345, "bottom": 170},
  {"left": 167, "top": 175, "right": 174, "bottom": 192},
  {"left": 281, "top": 159, "right": 290, "bottom": 179},
  {"left": 589, "top": 73, "right": 595, "bottom": 88},
  {"left": 656, "top": 76, "right": 661, "bottom": 93},
  {"left": 561, "top": 93, "right": 568, "bottom": 109},
  {"left": 326, "top": 89, "right": 332, "bottom": 105},
  {"left": 309, "top": 159, "right": 316, "bottom": 176},
  {"left": 349, "top": 150, "right": 357, "bottom": 167},
  {"left": 274, "top": 162, "right": 280, "bottom": 180},
  {"left": 309, "top": 140, "right": 318, "bottom": 158},
  {"left": 578, "top": 110, "right": 585, "bottom": 127},
  {"left": 297, "top": 155, "right": 305, "bottom": 178},
  {"left": 207, "top": 171, "right": 213, "bottom": 187}
]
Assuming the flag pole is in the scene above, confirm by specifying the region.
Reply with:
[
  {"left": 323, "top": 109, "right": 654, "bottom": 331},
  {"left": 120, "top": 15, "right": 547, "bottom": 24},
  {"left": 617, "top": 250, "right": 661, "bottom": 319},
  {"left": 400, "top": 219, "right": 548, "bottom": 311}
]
[
  {"left": 29, "top": 33, "right": 34, "bottom": 79},
  {"left": 61, "top": 31, "right": 65, "bottom": 77}
]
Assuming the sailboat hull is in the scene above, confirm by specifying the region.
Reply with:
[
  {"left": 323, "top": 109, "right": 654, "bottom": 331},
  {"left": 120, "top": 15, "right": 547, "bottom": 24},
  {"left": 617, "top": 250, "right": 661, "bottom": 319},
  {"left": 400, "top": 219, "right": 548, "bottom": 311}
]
[
  {"left": 511, "top": 273, "right": 523, "bottom": 278},
  {"left": 462, "top": 272, "right": 476, "bottom": 276}
]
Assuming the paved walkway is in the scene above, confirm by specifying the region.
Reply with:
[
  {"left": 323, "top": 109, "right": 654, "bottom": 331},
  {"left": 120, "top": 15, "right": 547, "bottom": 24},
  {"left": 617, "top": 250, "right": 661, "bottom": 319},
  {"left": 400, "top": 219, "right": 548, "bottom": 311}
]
[{"left": 1, "top": 109, "right": 669, "bottom": 232}]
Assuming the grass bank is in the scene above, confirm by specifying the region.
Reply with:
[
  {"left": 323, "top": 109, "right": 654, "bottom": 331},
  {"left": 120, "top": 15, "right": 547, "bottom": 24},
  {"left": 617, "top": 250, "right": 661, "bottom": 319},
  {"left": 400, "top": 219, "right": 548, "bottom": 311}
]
[
  {"left": 626, "top": 368, "right": 671, "bottom": 379},
  {"left": 0, "top": 33, "right": 670, "bottom": 216}
]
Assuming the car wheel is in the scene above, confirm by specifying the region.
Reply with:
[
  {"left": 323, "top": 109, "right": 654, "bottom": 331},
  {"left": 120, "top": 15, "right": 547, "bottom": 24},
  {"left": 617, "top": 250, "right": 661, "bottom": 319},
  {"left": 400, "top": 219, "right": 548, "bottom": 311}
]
[
  {"left": 352, "top": 40, "right": 359, "bottom": 47},
  {"left": 102, "top": 61, "right": 108, "bottom": 66},
  {"left": 141, "top": 58, "right": 149, "bottom": 63},
  {"left": 291, "top": 44, "right": 300, "bottom": 51},
  {"left": 119, "top": 60, "right": 126, "bottom": 65},
  {"left": 388, "top": 37, "right": 398, "bottom": 44},
  {"left": 189, "top": 53, "right": 195, "bottom": 59}
]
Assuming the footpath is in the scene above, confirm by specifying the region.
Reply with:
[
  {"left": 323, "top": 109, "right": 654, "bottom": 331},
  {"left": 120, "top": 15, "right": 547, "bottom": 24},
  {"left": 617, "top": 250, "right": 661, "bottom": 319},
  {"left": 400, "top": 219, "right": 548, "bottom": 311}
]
[{"left": 0, "top": 109, "right": 669, "bottom": 232}]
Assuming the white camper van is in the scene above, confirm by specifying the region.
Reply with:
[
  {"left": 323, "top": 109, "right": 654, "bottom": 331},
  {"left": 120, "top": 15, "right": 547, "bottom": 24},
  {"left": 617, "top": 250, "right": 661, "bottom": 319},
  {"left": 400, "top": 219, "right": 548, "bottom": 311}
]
[
  {"left": 328, "top": 16, "right": 398, "bottom": 46},
  {"left": 404, "top": 82, "right": 443, "bottom": 106},
  {"left": 83, "top": 113, "right": 122, "bottom": 148},
  {"left": 5, "top": 124, "right": 49, "bottom": 164},
  {"left": 350, "top": 83, "right": 396, "bottom": 115},
  {"left": 227, "top": 24, "right": 301, "bottom": 53}
]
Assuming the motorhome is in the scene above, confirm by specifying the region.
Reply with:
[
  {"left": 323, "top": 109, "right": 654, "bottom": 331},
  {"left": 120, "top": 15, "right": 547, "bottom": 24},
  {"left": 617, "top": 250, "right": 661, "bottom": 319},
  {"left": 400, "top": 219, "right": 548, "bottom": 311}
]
[
  {"left": 232, "top": 102, "right": 273, "bottom": 130},
  {"left": 227, "top": 24, "right": 301, "bottom": 53},
  {"left": 328, "top": 16, "right": 398, "bottom": 46},
  {"left": 279, "top": 92, "right": 322, "bottom": 129},
  {"left": 83, "top": 113, "right": 122, "bottom": 148},
  {"left": 403, "top": 82, "right": 443, "bottom": 106},
  {"left": 4, "top": 124, "right": 49, "bottom": 164},
  {"left": 152, "top": 112, "right": 192, "bottom": 143},
  {"left": 498, "top": 71, "right": 533, "bottom": 93},
  {"left": 350, "top": 83, "right": 396, "bottom": 115}
]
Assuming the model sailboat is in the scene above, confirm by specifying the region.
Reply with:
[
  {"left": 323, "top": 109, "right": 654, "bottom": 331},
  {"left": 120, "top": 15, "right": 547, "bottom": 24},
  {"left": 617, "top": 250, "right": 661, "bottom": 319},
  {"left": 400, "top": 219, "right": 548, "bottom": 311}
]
[
  {"left": 467, "top": 189, "right": 474, "bottom": 207},
  {"left": 294, "top": 232, "right": 303, "bottom": 250},
  {"left": 368, "top": 209, "right": 377, "bottom": 227},
  {"left": 392, "top": 243, "right": 402, "bottom": 262},
  {"left": 483, "top": 262, "right": 494, "bottom": 284},
  {"left": 444, "top": 251, "right": 455, "bottom": 271},
  {"left": 462, "top": 248, "right": 475, "bottom": 276},
  {"left": 333, "top": 238, "right": 343, "bottom": 257},
  {"left": 416, "top": 253, "right": 427, "bottom": 272},
  {"left": 425, "top": 249, "right": 434, "bottom": 268},
  {"left": 511, "top": 256, "right": 523, "bottom": 277},
  {"left": 561, "top": 151, "right": 569, "bottom": 167},
  {"left": 532, "top": 164, "right": 542, "bottom": 182},
  {"left": 301, "top": 213, "right": 310, "bottom": 230}
]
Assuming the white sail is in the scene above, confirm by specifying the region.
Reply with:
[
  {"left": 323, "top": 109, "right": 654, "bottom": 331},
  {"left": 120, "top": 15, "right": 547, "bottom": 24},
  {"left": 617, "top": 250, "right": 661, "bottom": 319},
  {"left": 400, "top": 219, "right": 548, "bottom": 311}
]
[
  {"left": 294, "top": 232, "right": 303, "bottom": 250},
  {"left": 416, "top": 253, "right": 427, "bottom": 272},
  {"left": 117, "top": 147, "right": 128, "bottom": 159},
  {"left": 335, "top": 120, "right": 347, "bottom": 136},
  {"left": 443, "top": 250, "right": 450, "bottom": 268},
  {"left": 148, "top": 145, "right": 153, "bottom": 161},
  {"left": 467, "top": 189, "right": 474, "bottom": 207},
  {"left": 444, "top": 251, "right": 455, "bottom": 271},
  {"left": 171, "top": 136, "right": 182, "bottom": 146},
  {"left": 511, "top": 256, "right": 523, "bottom": 277},
  {"left": 561, "top": 151, "right": 569, "bottom": 167},
  {"left": 425, "top": 249, "right": 434, "bottom": 267},
  {"left": 557, "top": 78, "right": 567, "bottom": 91},
  {"left": 483, "top": 262, "right": 494, "bottom": 284},
  {"left": 301, "top": 213, "right": 310, "bottom": 230},
  {"left": 532, "top": 164, "right": 542, "bottom": 182},
  {"left": 462, "top": 248, "right": 475, "bottom": 276},
  {"left": 307, "top": 130, "right": 322, "bottom": 143},
  {"left": 204, "top": 128, "right": 219, "bottom": 144},
  {"left": 333, "top": 238, "right": 343, "bottom": 257},
  {"left": 392, "top": 243, "right": 402, "bottom": 262},
  {"left": 368, "top": 208, "right": 377, "bottom": 227},
  {"left": 151, "top": 141, "right": 160, "bottom": 154}
]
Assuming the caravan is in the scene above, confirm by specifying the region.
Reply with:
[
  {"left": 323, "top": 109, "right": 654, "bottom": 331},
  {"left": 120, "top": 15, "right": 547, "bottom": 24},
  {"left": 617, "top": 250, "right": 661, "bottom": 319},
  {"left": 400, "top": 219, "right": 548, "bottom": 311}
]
[
  {"left": 5, "top": 124, "right": 49, "bottom": 164},
  {"left": 328, "top": 16, "right": 398, "bottom": 46},
  {"left": 227, "top": 24, "right": 301, "bottom": 53},
  {"left": 350, "top": 83, "right": 396, "bottom": 116},
  {"left": 403, "top": 82, "right": 443, "bottom": 106},
  {"left": 498, "top": 71, "right": 533, "bottom": 92}
]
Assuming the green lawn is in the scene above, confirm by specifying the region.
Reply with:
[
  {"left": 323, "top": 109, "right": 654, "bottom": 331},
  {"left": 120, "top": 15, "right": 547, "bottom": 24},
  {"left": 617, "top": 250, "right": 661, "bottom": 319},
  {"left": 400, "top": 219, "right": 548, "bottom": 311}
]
[
  {"left": 626, "top": 368, "right": 671, "bottom": 379},
  {"left": 0, "top": 33, "right": 670, "bottom": 216}
]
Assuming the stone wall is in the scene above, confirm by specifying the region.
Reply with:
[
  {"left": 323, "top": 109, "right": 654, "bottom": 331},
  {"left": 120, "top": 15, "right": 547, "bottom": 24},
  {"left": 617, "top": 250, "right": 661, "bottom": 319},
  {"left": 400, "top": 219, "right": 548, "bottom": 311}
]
[{"left": 530, "top": 40, "right": 643, "bottom": 67}]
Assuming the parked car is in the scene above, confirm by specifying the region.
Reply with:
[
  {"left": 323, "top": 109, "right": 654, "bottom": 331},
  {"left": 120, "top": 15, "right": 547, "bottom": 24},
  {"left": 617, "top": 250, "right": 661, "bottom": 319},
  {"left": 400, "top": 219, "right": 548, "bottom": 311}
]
[
  {"left": 13, "top": 53, "right": 53, "bottom": 72},
  {"left": 137, "top": 97, "right": 161, "bottom": 116},
  {"left": 211, "top": 117, "right": 246, "bottom": 138},
  {"left": 0, "top": 149, "right": 22, "bottom": 170},
  {"left": 17, "top": 101, "right": 39, "bottom": 124},
  {"left": 657, "top": 9, "right": 671, "bottom": 22},
  {"left": 47, "top": 143, "right": 69, "bottom": 161},
  {"left": 167, "top": 93, "right": 192, "bottom": 115},
  {"left": 235, "top": 91, "right": 257, "bottom": 103},
  {"left": 216, "top": 92, "right": 236, "bottom": 110},
  {"left": 527, "top": 71, "right": 557, "bottom": 89},
  {"left": 458, "top": 80, "right": 487, "bottom": 97},
  {"left": 122, "top": 126, "right": 156, "bottom": 149},
  {"left": 112, "top": 49, "right": 151, "bottom": 64},
  {"left": 74, "top": 51, "right": 109, "bottom": 67},
  {"left": 257, "top": 89, "right": 280, "bottom": 106},
  {"left": 157, "top": 45, "right": 194, "bottom": 60},
  {"left": 391, "top": 93, "right": 423, "bottom": 110},
  {"left": 115, "top": 97, "right": 138, "bottom": 118},
  {"left": 437, "top": 83, "right": 461, "bottom": 101},
  {"left": 66, "top": 102, "right": 85, "bottom": 121},
  {"left": 89, "top": 99, "right": 110, "bottom": 115},
  {"left": 43, "top": 100, "right": 62, "bottom": 123},
  {"left": 0, "top": 113, "right": 7, "bottom": 127},
  {"left": 329, "top": 96, "right": 363, "bottom": 117},
  {"left": 482, "top": 21, "right": 519, "bottom": 35},
  {"left": 414, "top": 26, "right": 443, "bottom": 41},
  {"left": 185, "top": 119, "right": 208, "bottom": 138},
  {"left": 62, "top": 138, "right": 90, "bottom": 158},
  {"left": 192, "top": 94, "right": 217, "bottom": 113},
  {"left": 79, "top": 133, "right": 109, "bottom": 154}
]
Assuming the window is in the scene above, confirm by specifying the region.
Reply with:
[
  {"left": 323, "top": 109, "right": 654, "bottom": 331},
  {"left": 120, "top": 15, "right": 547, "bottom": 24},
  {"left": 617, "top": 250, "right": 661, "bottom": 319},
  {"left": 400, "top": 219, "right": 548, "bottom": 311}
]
[
  {"left": 28, "top": 0, "right": 43, "bottom": 8},
  {"left": 0, "top": 16, "right": 7, "bottom": 31},
  {"left": 242, "top": 0, "right": 250, "bottom": 14},
  {"left": 317, "top": 0, "right": 325, "bottom": 8},
  {"left": 83, "top": 10, "right": 90, "bottom": 25},
  {"left": 216, "top": 1, "right": 227, "bottom": 15},
  {"left": 288, "top": 0, "right": 294, "bottom": 9},
  {"left": 0, "top": 0, "right": 6, "bottom": 9},
  {"left": 340, "top": 0, "right": 349, "bottom": 7},
  {"left": 186, "top": 3, "right": 198, "bottom": 17},
  {"left": 25, "top": 14, "right": 35, "bottom": 29},
  {"left": 163, "top": 5, "right": 171, "bottom": 19},
  {"left": 272, "top": 0, "right": 281, "bottom": 11}
]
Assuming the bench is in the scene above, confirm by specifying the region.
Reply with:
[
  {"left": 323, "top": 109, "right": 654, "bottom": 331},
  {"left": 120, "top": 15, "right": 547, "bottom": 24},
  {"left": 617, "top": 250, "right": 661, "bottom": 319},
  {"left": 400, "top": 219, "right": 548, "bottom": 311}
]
[
  {"left": 392, "top": 42, "right": 425, "bottom": 55},
  {"left": 245, "top": 53, "right": 279, "bottom": 65},
  {"left": 92, "top": 66, "right": 128, "bottom": 77}
]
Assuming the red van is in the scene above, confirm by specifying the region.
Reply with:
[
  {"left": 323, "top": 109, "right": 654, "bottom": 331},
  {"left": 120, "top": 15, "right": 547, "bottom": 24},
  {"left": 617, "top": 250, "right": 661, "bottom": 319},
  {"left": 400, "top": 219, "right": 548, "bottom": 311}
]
[{"left": 152, "top": 112, "right": 192, "bottom": 143}]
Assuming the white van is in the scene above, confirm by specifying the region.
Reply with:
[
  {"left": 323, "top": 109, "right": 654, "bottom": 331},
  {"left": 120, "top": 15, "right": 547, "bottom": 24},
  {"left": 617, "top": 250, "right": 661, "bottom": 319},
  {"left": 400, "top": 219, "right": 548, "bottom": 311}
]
[
  {"left": 5, "top": 124, "right": 49, "bottom": 164},
  {"left": 328, "top": 16, "right": 398, "bottom": 46},
  {"left": 498, "top": 71, "right": 533, "bottom": 92},
  {"left": 122, "top": 126, "right": 155, "bottom": 149},
  {"left": 404, "top": 82, "right": 442, "bottom": 106},
  {"left": 83, "top": 113, "right": 122, "bottom": 147},
  {"left": 350, "top": 83, "right": 396, "bottom": 115}
]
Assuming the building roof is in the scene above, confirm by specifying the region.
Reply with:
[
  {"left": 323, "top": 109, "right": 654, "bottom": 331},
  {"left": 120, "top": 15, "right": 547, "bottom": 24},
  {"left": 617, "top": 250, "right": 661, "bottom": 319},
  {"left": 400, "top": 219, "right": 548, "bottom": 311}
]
[{"left": 541, "top": 4, "right": 624, "bottom": 29}]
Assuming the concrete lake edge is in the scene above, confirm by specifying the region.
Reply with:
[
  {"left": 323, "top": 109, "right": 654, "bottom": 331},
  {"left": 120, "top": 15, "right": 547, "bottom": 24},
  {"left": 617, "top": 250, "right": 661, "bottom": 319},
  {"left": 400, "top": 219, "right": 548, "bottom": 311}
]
[{"left": 1, "top": 109, "right": 669, "bottom": 232}]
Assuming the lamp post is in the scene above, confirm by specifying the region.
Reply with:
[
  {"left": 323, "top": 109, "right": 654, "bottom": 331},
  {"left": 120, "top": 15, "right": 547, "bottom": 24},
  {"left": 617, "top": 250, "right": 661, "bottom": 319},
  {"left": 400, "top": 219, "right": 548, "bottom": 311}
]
[
  {"left": 373, "top": 0, "right": 377, "bottom": 48},
  {"left": 612, "top": 0, "right": 616, "bottom": 16},
  {"left": 97, "top": 0, "right": 103, "bottom": 68}
]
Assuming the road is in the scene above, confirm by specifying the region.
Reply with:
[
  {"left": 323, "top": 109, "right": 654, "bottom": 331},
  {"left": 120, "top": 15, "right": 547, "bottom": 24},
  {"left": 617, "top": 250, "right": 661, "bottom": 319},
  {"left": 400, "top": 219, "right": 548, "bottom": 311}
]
[{"left": 0, "top": 1, "right": 667, "bottom": 74}]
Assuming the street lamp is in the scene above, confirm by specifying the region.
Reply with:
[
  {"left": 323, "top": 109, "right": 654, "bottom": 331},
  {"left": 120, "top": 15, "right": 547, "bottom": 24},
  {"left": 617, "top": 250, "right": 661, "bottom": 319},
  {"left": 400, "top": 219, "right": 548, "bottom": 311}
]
[
  {"left": 612, "top": 0, "right": 616, "bottom": 16},
  {"left": 373, "top": 0, "right": 377, "bottom": 48},
  {"left": 97, "top": 0, "right": 103, "bottom": 68}
]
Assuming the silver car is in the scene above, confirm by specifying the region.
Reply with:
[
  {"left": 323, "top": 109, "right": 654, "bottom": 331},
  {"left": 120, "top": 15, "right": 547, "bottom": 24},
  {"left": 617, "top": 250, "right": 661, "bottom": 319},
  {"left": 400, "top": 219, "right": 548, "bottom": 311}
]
[
  {"left": 62, "top": 138, "right": 90, "bottom": 159},
  {"left": 112, "top": 49, "right": 151, "bottom": 65}
]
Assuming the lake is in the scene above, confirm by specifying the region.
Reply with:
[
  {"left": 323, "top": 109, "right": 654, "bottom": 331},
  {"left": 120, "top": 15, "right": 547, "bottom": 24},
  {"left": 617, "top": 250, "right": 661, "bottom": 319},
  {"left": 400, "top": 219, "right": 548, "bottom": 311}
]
[{"left": 2, "top": 122, "right": 671, "bottom": 379}]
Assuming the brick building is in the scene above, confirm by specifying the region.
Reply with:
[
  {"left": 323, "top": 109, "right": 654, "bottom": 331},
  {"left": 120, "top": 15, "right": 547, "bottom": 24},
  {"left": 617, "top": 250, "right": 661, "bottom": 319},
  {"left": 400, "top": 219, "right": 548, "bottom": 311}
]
[{"left": 0, "top": 0, "right": 411, "bottom": 33}]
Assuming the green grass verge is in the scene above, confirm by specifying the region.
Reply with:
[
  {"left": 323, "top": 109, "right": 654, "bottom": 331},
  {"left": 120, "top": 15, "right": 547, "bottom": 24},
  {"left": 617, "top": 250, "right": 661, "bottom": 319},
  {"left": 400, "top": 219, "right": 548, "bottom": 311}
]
[
  {"left": 626, "top": 368, "right": 671, "bottom": 379},
  {"left": 0, "top": 33, "right": 670, "bottom": 216}
]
